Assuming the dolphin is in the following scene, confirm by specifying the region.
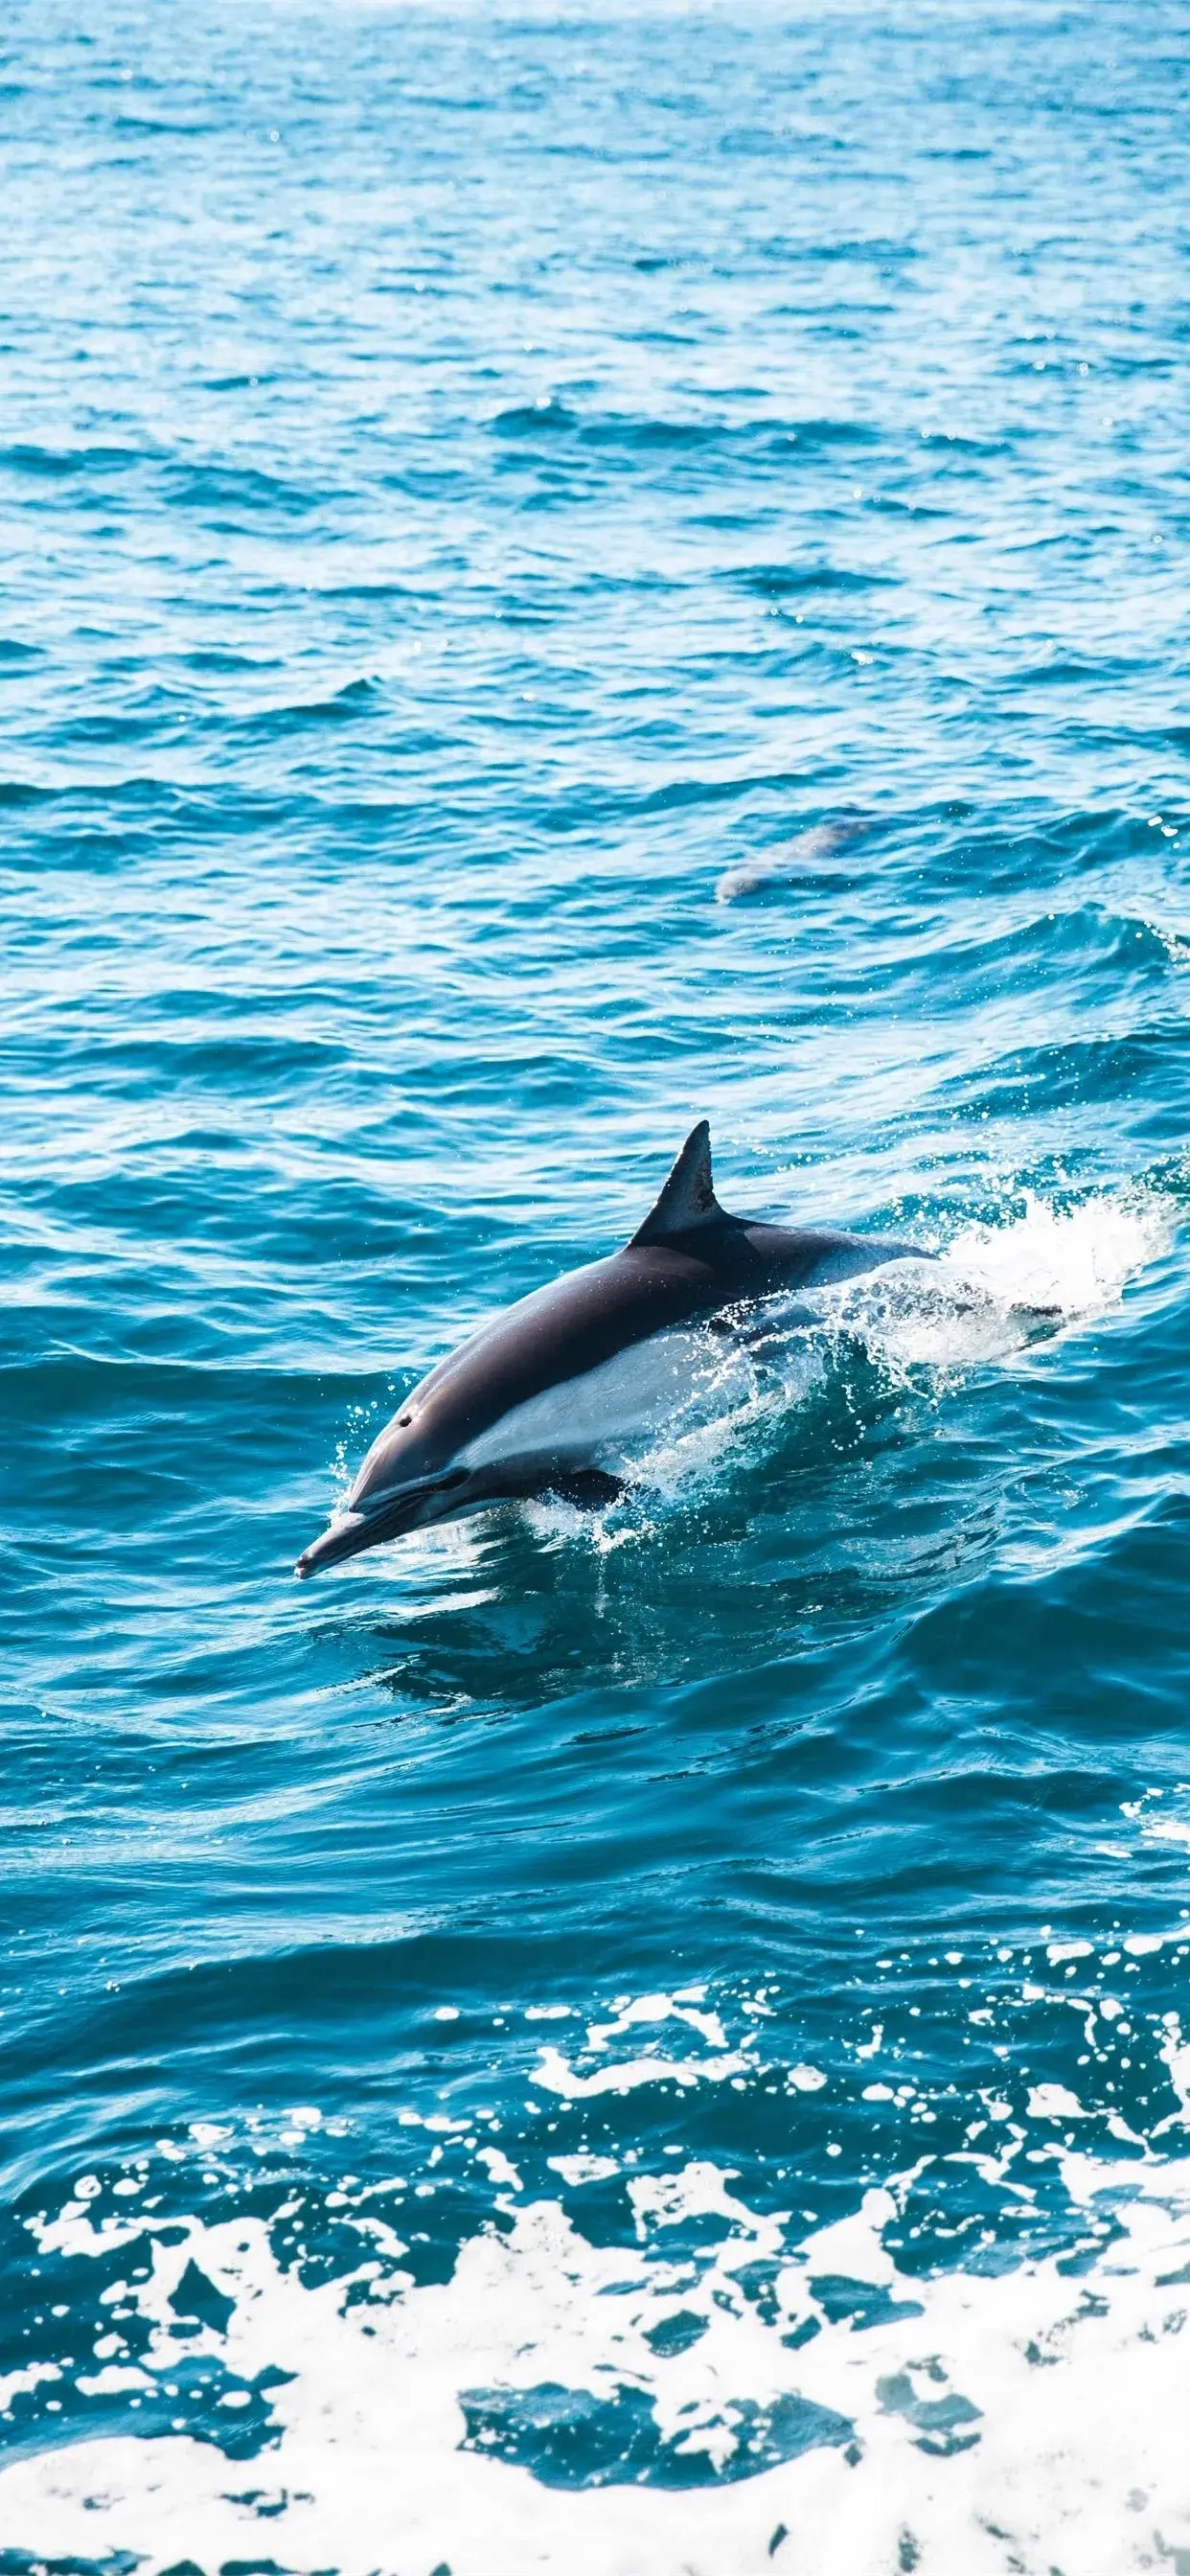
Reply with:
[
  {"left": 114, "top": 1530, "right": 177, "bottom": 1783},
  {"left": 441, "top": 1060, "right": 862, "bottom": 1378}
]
[
  {"left": 715, "top": 814, "right": 871, "bottom": 904},
  {"left": 295, "top": 1121, "right": 932, "bottom": 1578}
]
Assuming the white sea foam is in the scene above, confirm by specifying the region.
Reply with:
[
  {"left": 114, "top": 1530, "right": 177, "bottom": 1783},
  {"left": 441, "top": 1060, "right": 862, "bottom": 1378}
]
[
  {"left": 941, "top": 1186, "right": 1165, "bottom": 1335},
  {"left": 810, "top": 1185, "right": 1166, "bottom": 1381},
  {"left": 533, "top": 2041, "right": 752, "bottom": 2098},
  {"left": 9, "top": 2135, "right": 1190, "bottom": 2574},
  {"left": 9, "top": 1944, "right": 1190, "bottom": 2572},
  {"left": 1127, "top": 1786, "right": 1190, "bottom": 1860}
]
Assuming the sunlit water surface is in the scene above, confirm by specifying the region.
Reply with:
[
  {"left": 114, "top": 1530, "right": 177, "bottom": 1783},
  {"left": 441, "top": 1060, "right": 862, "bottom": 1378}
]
[{"left": 2, "top": 2, "right": 1189, "bottom": 2569}]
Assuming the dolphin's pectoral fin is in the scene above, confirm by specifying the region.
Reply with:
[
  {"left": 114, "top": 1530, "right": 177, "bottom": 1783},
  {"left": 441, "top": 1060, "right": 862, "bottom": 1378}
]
[
  {"left": 541, "top": 1466, "right": 626, "bottom": 1509},
  {"left": 629, "top": 1118, "right": 726, "bottom": 1247}
]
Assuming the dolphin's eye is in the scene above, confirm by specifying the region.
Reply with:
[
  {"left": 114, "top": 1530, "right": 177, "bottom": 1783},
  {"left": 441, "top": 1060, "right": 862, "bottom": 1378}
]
[{"left": 399, "top": 1414, "right": 412, "bottom": 1426}]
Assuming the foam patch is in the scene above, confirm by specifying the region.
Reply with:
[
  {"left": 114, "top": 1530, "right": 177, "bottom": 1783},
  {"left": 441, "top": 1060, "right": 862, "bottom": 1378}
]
[{"left": 7, "top": 2137, "right": 1190, "bottom": 2574}]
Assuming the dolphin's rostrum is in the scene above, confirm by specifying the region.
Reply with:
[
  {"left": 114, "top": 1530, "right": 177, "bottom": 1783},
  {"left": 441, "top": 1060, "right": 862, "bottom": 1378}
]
[{"left": 294, "top": 1121, "right": 927, "bottom": 1577}]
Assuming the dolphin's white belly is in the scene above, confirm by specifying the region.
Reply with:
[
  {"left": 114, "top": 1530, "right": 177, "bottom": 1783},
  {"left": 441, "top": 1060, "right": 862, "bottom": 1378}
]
[{"left": 458, "top": 1327, "right": 713, "bottom": 1474}]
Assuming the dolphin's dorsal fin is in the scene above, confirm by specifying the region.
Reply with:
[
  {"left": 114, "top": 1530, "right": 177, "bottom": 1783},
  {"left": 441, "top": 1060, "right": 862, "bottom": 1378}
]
[{"left": 629, "top": 1119, "right": 726, "bottom": 1246}]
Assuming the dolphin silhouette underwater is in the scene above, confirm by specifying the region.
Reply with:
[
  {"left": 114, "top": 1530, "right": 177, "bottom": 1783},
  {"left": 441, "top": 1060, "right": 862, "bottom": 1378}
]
[{"left": 295, "top": 1120, "right": 935, "bottom": 1578}]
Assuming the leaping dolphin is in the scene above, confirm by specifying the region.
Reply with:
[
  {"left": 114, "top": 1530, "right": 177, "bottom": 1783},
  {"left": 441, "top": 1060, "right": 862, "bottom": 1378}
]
[{"left": 295, "top": 1120, "right": 929, "bottom": 1577}]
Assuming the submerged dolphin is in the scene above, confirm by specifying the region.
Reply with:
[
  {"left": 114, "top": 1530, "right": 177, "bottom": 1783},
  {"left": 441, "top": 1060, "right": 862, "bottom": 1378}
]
[
  {"left": 295, "top": 1121, "right": 929, "bottom": 1577},
  {"left": 715, "top": 815, "right": 871, "bottom": 905}
]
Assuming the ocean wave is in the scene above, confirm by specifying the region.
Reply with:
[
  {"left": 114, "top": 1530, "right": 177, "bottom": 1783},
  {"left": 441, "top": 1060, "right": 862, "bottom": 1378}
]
[{"left": 3, "top": 0, "right": 1188, "bottom": 2554}]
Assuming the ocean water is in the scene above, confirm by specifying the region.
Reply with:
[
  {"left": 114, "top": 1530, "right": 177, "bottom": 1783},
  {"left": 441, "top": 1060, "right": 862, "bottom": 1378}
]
[{"left": 2, "top": 0, "right": 1189, "bottom": 2567}]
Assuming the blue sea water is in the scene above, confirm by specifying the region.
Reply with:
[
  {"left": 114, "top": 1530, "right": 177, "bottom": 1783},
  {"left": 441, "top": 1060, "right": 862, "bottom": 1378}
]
[{"left": 2, "top": 0, "right": 1189, "bottom": 2565}]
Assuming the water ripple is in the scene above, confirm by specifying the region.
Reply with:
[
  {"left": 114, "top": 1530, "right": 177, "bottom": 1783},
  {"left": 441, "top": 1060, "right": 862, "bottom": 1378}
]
[{"left": 1, "top": 0, "right": 1188, "bottom": 2565}]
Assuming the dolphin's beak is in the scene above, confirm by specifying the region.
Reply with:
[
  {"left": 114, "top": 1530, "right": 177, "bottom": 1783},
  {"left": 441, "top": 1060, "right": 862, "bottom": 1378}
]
[
  {"left": 294, "top": 1511, "right": 373, "bottom": 1578},
  {"left": 295, "top": 1470, "right": 471, "bottom": 1578}
]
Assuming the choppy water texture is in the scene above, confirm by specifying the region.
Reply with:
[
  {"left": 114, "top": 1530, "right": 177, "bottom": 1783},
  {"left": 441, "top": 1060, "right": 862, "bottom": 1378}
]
[{"left": 3, "top": 1, "right": 1190, "bottom": 2567}]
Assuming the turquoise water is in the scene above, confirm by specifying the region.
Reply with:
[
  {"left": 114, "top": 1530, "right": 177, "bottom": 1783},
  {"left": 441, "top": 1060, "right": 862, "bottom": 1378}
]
[{"left": 3, "top": 2, "right": 1190, "bottom": 2566}]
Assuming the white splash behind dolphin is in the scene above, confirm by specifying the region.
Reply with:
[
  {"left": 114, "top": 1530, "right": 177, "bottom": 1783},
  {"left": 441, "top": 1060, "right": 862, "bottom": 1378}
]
[{"left": 295, "top": 1121, "right": 928, "bottom": 1576}]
